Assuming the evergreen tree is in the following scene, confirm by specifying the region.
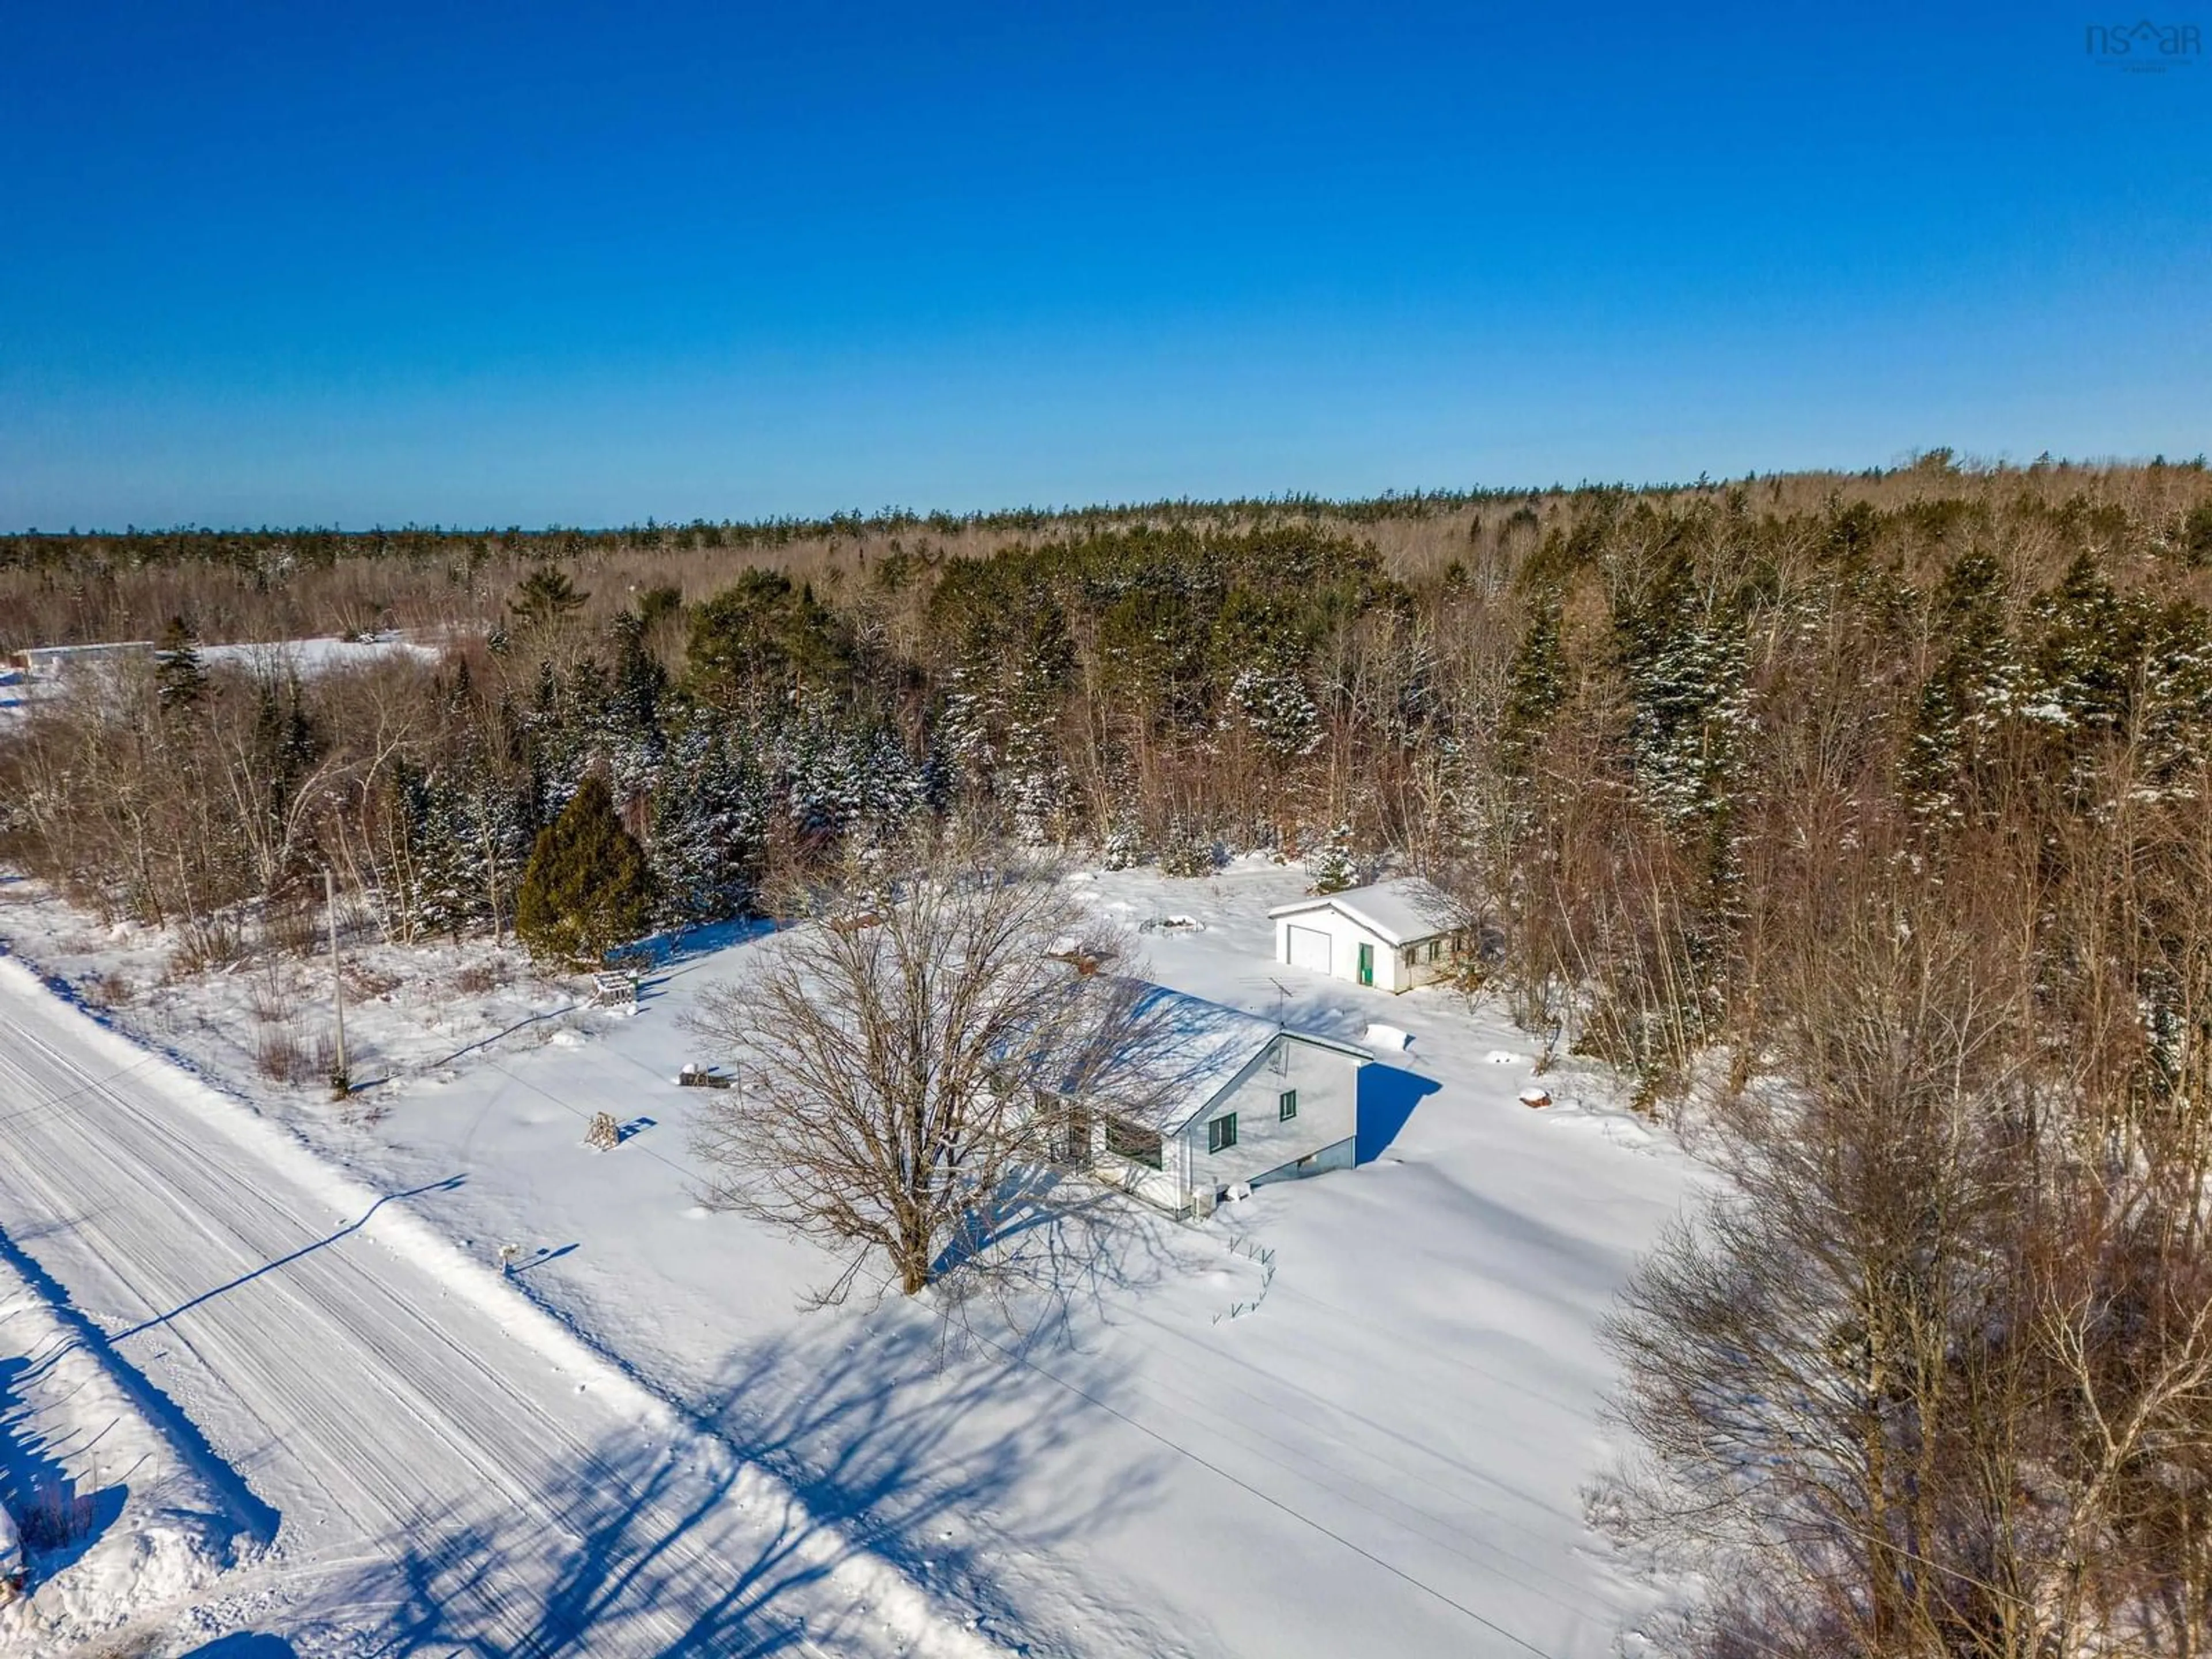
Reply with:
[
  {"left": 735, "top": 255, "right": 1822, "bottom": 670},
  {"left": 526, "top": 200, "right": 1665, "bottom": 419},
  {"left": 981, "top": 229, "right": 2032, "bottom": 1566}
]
[
  {"left": 684, "top": 571, "right": 852, "bottom": 709},
  {"left": 1498, "top": 596, "right": 1566, "bottom": 776},
  {"left": 1100, "top": 817, "right": 1143, "bottom": 870},
  {"left": 1214, "top": 591, "right": 1320, "bottom": 760},
  {"left": 250, "top": 671, "right": 323, "bottom": 852},
  {"left": 1305, "top": 824, "right": 1359, "bottom": 893},
  {"left": 510, "top": 566, "right": 588, "bottom": 631},
  {"left": 154, "top": 616, "right": 208, "bottom": 710},
  {"left": 648, "top": 719, "right": 767, "bottom": 922},
  {"left": 1159, "top": 817, "right": 1217, "bottom": 877},
  {"left": 609, "top": 609, "right": 669, "bottom": 742},
  {"left": 398, "top": 763, "right": 477, "bottom": 940},
  {"left": 1902, "top": 551, "right": 2022, "bottom": 825},
  {"left": 2031, "top": 552, "right": 2142, "bottom": 743},
  {"left": 1613, "top": 552, "right": 1749, "bottom": 828},
  {"left": 2137, "top": 601, "right": 2212, "bottom": 796},
  {"left": 514, "top": 774, "right": 656, "bottom": 965}
]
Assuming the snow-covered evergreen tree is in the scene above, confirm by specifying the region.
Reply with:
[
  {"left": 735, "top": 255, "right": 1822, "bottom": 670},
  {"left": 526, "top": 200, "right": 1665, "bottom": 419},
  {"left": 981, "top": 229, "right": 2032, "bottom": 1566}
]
[
  {"left": 1225, "top": 660, "right": 1320, "bottom": 760},
  {"left": 1618, "top": 599, "right": 1749, "bottom": 829},
  {"left": 648, "top": 718, "right": 767, "bottom": 922},
  {"left": 1903, "top": 551, "right": 2025, "bottom": 825},
  {"left": 1214, "top": 593, "right": 1321, "bottom": 761},
  {"left": 1159, "top": 818, "right": 1217, "bottom": 877},
  {"left": 934, "top": 584, "right": 1071, "bottom": 840},
  {"left": 774, "top": 714, "right": 926, "bottom": 844},
  {"left": 1499, "top": 597, "right": 1566, "bottom": 777},
  {"left": 1305, "top": 824, "right": 1358, "bottom": 893},
  {"left": 1100, "top": 817, "right": 1143, "bottom": 870},
  {"left": 398, "top": 763, "right": 476, "bottom": 940}
]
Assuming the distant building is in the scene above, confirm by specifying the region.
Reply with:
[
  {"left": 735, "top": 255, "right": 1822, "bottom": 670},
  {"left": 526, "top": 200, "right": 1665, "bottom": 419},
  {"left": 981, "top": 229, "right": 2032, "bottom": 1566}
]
[
  {"left": 1268, "top": 877, "right": 1464, "bottom": 993},
  {"left": 9, "top": 641, "right": 155, "bottom": 677},
  {"left": 1052, "top": 982, "right": 1370, "bottom": 1218}
]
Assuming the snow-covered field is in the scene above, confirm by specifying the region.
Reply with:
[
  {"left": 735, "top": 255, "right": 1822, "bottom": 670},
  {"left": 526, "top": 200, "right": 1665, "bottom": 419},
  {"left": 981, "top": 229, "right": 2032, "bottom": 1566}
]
[{"left": 0, "top": 858, "right": 1697, "bottom": 1656}]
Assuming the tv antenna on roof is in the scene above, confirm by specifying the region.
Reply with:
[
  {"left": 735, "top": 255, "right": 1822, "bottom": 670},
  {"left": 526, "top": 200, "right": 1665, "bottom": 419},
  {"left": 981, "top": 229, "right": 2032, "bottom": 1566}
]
[{"left": 1268, "top": 976, "right": 1294, "bottom": 1030}]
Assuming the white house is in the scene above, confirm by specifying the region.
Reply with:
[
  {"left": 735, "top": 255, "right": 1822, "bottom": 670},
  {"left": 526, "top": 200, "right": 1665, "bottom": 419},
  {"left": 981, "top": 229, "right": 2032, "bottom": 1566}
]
[
  {"left": 1062, "top": 983, "right": 1370, "bottom": 1217},
  {"left": 1268, "top": 876, "right": 1464, "bottom": 994}
]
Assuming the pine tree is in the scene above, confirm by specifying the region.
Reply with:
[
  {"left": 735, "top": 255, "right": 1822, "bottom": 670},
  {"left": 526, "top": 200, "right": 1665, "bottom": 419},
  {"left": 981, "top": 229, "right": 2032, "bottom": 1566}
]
[
  {"left": 1214, "top": 589, "right": 1320, "bottom": 761},
  {"left": 683, "top": 570, "right": 851, "bottom": 709},
  {"left": 514, "top": 774, "right": 656, "bottom": 965},
  {"left": 1159, "top": 817, "right": 1217, "bottom": 878},
  {"left": 399, "top": 763, "right": 476, "bottom": 940},
  {"left": 609, "top": 610, "right": 668, "bottom": 743},
  {"left": 1100, "top": 817, "right": 1143, "bottom": 870},
  {"left": 510, "top": 566, "right": 588, "bottom": 631},
  {"left": 154, "top": 616, "right": 208, "bottom": 710},
  {"left": 648, "top": 719, "right": 767, "bottom": 922},
  {"left": 1498, "top": 596, "right": 1566, "bottom": 777},
  {"left": 1903, "top": 551, "right": 2022, "bottom": 826},
  {"left": 1613, "top": 552, "right": 1749, "bottom": 828},
  {"left": 2138, "top": 601, "right": 2212, "bottom": 796},
  {"left": 1305, "top": 824, "right": 1358, "bottom": 893}
]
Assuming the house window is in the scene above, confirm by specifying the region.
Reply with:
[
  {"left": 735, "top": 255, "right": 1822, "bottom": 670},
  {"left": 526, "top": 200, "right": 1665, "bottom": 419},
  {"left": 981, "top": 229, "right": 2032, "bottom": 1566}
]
[
  {"left": 1278, "top": 1089, "right": 1298, "bottom": 1122},
  {"left": 1208, "top": 1113, "right": 1238, "bottom": 1154},
  {"left": 1426, "top": 939, "right": 1442, "bottom": 963},
  {"left": 1104, "top": 1115, "right": 1163, "bottom": 1171}
]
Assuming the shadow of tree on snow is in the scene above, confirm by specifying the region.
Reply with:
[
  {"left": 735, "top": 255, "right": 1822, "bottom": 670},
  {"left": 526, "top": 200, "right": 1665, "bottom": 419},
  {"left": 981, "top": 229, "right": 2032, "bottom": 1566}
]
[{"left": 305, "top": 1310, "right": 1167, "bottom": 1657}]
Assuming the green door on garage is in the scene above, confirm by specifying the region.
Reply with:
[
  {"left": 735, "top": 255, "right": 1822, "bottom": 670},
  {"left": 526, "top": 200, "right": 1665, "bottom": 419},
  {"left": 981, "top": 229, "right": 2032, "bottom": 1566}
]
[{"left": 1357, "top": 941, "right": 1374, "bottom": 986}]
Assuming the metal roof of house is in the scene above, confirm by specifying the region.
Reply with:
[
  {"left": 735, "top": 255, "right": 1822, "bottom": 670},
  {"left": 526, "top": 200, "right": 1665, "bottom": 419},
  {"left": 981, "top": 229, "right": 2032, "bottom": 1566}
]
[{"left": 1266, "top": 876, "right": 1457, "bottom": 949}]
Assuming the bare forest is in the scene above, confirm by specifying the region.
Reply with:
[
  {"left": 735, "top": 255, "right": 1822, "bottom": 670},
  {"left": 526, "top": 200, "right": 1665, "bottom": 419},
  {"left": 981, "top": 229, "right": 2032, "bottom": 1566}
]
[{"left": 7, "top": 453, "right": 2212, "bottom": 1652}]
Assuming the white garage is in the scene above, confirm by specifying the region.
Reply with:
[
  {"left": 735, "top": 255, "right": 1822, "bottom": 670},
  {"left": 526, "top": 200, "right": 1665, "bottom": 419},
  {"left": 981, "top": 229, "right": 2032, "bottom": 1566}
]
[{"left": 1268, "top": 877, "right": 1463, "bottom": 994}]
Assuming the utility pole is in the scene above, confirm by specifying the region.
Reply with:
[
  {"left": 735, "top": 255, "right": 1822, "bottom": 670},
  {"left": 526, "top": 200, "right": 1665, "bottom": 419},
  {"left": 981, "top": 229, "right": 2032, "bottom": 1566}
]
[{"left": 325, "top": 868, "right": 349, "bottom": 1096}]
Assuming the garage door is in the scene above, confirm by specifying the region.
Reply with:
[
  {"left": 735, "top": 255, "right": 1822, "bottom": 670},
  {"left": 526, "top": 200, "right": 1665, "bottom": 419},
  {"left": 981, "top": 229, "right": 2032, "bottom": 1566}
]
[{"left": 1286, "top": 925, "right": 1332, "bottom": 974}]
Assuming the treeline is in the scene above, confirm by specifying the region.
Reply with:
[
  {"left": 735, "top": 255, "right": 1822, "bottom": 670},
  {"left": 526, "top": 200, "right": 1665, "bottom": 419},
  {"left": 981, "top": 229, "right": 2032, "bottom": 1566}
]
[
  {"left": 7, "top": 453, "right": 2202, "bottom": 656},
  {"left": 0, "top": 486, "right": 1509, "bottom": 570}
]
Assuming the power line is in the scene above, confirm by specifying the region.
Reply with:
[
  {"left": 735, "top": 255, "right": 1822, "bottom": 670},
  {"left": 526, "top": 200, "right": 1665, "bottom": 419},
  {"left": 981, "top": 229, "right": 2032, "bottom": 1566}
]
[{"left": 938, "top": 1301, "right": 1562, "bottom": 1658}]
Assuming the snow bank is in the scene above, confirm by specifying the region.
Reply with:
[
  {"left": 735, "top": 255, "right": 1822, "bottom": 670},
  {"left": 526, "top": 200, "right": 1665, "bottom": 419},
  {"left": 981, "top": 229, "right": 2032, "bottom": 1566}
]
[{"left": 0, "top": 1230, "right": 236, "bottom": 1649}]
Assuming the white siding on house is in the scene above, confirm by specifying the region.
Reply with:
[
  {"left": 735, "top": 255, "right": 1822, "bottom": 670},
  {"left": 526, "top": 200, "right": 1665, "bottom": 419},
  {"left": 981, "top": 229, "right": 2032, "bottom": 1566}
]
[
  {"left": 1175, "top": 1035, "right": 1359, "bottom": 1201},
  {"left": 1066, "top": 982, "right": 1369, "bottom": 1215},
  {"left": 1086, "top": 1033, "right": 1362, "bottom": 1212},
  {"left": 1095, "top": 1152, "right": 1184, "bottom": 1210}
]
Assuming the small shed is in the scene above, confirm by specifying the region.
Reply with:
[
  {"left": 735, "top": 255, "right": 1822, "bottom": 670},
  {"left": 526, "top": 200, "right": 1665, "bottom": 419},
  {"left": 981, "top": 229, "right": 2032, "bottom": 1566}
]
[{"left": 1268, "top": 877, "right": 1463, "bottom": 994}]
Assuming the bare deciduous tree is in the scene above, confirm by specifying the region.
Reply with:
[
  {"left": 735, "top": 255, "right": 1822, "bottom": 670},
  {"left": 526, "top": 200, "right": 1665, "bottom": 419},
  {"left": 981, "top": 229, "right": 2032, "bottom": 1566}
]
[{"left": 685, "top": 831, "right": 1149, "bottom": 1302}]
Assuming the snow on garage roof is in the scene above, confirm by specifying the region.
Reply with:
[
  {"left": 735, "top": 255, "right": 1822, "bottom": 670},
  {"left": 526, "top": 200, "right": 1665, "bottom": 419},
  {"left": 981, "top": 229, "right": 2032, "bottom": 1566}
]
[{"left": 1267, "top": 876, "right": 1458, "bottom": 948}]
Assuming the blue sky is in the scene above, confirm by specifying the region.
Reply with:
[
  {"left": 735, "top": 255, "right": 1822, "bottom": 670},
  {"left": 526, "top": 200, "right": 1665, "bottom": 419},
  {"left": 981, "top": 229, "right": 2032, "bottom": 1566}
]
[{"left": 1, "top": 1, "right": 2206, "bottom": 528}]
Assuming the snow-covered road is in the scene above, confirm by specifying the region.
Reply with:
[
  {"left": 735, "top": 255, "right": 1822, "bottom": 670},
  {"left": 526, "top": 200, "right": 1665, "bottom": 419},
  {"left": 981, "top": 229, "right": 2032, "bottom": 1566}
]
[{"left": 0, "top": 957, "right": 994, "bottom": 1656}]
